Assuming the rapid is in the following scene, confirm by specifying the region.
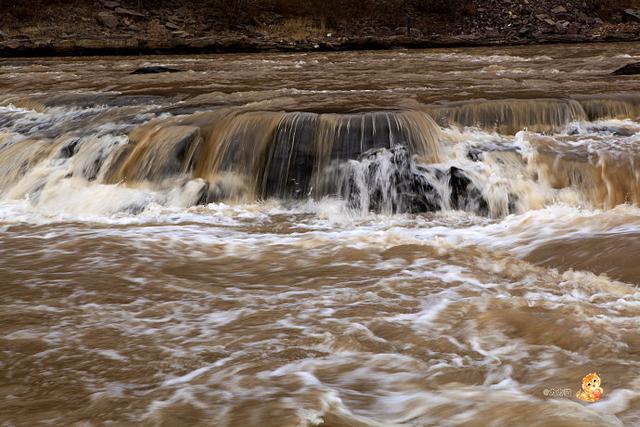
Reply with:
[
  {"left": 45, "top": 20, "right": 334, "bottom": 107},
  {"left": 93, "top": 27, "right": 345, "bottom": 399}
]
[{"left": 1, "top": 43, "right": 640, "bottom": 426}]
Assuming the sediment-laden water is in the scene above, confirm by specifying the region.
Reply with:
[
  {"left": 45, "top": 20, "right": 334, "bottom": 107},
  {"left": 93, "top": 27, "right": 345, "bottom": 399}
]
[{"left": 2, "top": 43, "right": 640, "bottom": 426}]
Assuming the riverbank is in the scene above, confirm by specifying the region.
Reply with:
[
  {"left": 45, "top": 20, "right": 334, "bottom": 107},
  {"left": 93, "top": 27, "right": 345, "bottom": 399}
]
[
  {"left": 3, "top": 32, "right": 640, "bottom": 58},
  {"left": 2, "top": 0, "right": 640, "bottom": 57}
]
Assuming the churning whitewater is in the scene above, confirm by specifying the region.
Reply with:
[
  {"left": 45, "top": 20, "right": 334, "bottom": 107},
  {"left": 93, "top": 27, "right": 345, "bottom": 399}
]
[{"left": 2, "top": 43, "right": 640, "bottom": 426}]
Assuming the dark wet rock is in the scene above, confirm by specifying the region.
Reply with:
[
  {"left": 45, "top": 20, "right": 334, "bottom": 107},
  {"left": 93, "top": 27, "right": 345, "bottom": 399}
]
[
  {"left": 341, "top": 145, "right": 489, "bottom": 215},
  {"left": 131, "top": 66, "right": 181, "bottom": 74},
  {"left": 467, "top": 148, "right": 483, "bottom": 162},
  {"left": 114, "top": 7, "right": 145, "bottom": 19},
  {"left": 101, "top": 0, "right": 120, "bottom": 8},
  {"left": 567, "top": 23, "right": 580, "bottom": 36},
  {"left": 11, "top": 35, "right": 31, "bottom": 42},
  {"left": 97, "top": 12, "right": 119, "bottom": 30},
  {"left": 394, "top": 27, "right": 422, "bottom": 37},
  {"left": 448, "top": 166, "right": 489, "bottom": 216},
  {"left": 260, "top": 113, "right": 318, "bottom": 199},
  {"left": 171, "top": 31, "right": 190, "bottom": 38},
  {"left": 518, "top": 26, "right": 531, "bottom": 37},
  {"left": 123, "top": 201, "right": 147, "bottom": 215},
  {"left": 555, "top": 21, "right": 569, "bottom": 34},
  {"left": 195, "top": 181, "right": 211, "bottom": 205},
  {"left": 551, "top": 6, "right": 568, "bottom": 15},
  {"left": 356, "top": 145, "right": 441, "bottom": 214},
  {"left": 612, "top": 62, "right": 640, "bottom": 75},
  {"left": 508, "top": 194, "right": 519, "bottom": 214},
  {"left": 466, "top": 144, "right": 522, "bottom": 160},
  {"left": 587, "top": 124, "right": 636, "bottom": 137},
  {"left": 624, "top": 9, "right": 640, "bottom": 23},
  {"left": 58, "top": 139, "right": 80, "bottom": 159}
]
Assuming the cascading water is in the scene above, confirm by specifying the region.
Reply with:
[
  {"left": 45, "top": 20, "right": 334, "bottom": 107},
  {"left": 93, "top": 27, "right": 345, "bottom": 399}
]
[
  {"left": 0, "top": 108, "right": 446, "bottom": 213},
  {"left": 2, "top": 98, "right": 639, "bottom": 217}
]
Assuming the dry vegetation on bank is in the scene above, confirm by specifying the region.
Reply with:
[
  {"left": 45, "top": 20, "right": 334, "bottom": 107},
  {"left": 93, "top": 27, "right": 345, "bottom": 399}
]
[{"left": 2, "top": 0, "right": 640, "bottom": 54}]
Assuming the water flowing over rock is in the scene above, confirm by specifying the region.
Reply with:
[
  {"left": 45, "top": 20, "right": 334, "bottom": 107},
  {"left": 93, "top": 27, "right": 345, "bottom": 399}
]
[
  {"left": 2, "top": 48, "right": 640, "bottom": 218},
  {"left": 427, "top": 95, "right": 640, "bottom": 134},
  {"left": 106, "top": 125, "right": 201, "bottom": 183},
  {"left": 325, "top": 145, "right": 488, "bottom": 215},
  {"left": 2, "top": 96, "right": 640, "bottom": 216},
  {"left": 166, "top": 109, "right": 441, "bottom": 202}
]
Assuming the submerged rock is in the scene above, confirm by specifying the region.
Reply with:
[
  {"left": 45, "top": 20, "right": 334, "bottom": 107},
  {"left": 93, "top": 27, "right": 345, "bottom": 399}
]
[
  {"left": 131, "top": 66, "right": 181, "bottom": 75},
  {"left": 612, "top": 62, "right": 640, "bottom": 76}
]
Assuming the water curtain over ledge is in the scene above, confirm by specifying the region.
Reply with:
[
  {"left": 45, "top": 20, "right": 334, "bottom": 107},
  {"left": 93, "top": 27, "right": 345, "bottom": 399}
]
[
  {"left": 425, "top": 94, "right": 640, "bottom": 134},
  {"left": 104, "top": 109, "right": 442, "bottom": 199},
  {"left": 1, "top": 97, "right": 640, "bottom": 217}
]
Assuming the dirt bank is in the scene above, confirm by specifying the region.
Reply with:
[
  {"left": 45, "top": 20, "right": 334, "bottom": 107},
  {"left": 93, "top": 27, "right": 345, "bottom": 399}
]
[{"left": 2, "top": 0, "right": 640, "bottom": 56}]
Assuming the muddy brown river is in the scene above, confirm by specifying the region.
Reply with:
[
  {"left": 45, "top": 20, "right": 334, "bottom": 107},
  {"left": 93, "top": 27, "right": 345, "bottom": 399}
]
[{"left": 1, "top": 43, "right": 640, "bottom": 426}]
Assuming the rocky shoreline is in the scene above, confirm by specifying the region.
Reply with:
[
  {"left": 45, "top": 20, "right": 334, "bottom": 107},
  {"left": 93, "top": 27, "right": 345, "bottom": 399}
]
[
  {"left": 3, "top": 32, "right": 640, "bottom": 58},
  {"left": 2, "top": 0, "right": 640, "bottom": 57}
]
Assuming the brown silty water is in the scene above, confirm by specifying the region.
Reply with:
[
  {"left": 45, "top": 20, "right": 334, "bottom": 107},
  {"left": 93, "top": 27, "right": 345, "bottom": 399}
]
[{"left": 1, "top": 43, "right": 640, "bottom": 426}]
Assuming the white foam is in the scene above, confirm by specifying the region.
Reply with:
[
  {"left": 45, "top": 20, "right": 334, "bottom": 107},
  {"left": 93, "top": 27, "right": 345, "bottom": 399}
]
[{"left": 162, "top": 357, "right": 233, "bottom": 387}]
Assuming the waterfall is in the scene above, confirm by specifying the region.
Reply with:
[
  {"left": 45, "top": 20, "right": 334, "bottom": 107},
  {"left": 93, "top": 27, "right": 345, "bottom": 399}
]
[{"left": 1, "top": 97, "right": 640, "bottom": 217}]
